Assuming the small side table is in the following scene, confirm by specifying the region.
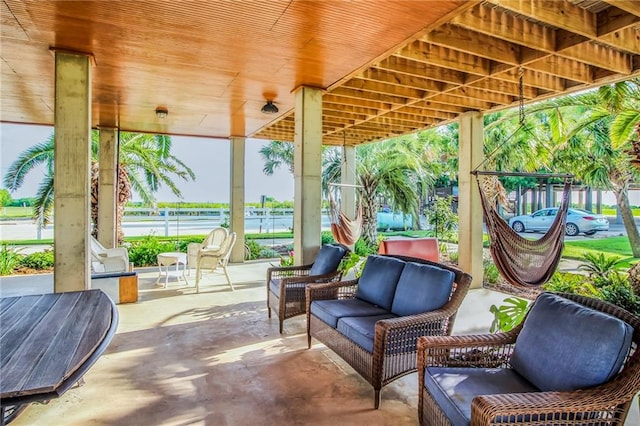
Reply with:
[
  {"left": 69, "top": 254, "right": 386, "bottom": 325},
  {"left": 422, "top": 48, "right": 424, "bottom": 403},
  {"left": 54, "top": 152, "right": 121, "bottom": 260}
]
[{"left": 156, "top": 252, "right": 189, "bottom": 288}]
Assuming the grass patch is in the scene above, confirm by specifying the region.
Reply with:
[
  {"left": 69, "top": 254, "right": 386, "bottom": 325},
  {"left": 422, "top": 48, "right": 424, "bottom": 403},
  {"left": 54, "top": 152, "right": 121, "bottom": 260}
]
[{"left": 564, "top": 237, "right": 637, "bottom": 268}]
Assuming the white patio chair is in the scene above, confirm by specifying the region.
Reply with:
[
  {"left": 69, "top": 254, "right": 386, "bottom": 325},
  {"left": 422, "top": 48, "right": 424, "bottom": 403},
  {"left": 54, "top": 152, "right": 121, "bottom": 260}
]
[
  {"left": 195, "top": 232, "right": 236, "bottom": 293},
  {"left": 187, "top": 227, "right": 229, "bottom": 274},
  {"left": 90, "top": 237, "right": 129, "bottom": 273}
]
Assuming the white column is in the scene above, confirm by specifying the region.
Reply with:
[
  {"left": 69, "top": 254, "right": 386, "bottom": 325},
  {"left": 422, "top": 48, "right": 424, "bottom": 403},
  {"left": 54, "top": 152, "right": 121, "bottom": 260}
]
[
  {"left": 458, "top": 111, "right": 484, "bottom": 289},
  {"left": 53, "top": 51, "right": 92, "bottom": 293},
  {"left": 229, "top": 136, "right": 245, "bottom": 263},
  {"left": 97, "top": 127, "right": 118, "bottom": 248},
  {"left": 341, "top": 145, "right": 356, "bottom": 220},
  {"left": 293, "top": 86, "right": 323, "bottom": 265}
]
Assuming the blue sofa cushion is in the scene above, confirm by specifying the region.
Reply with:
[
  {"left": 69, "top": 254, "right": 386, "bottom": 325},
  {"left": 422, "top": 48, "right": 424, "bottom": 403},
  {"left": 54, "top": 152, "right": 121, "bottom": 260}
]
[
  {"left": 337, "top": 314, "right": 398, "bottom": 353},
  {"left": 391, "top": 262, "right": 455, "bottom": 316},
  {"left": 510, "top": 293, "right": 633, "bottom": 392},
  {"left": 309, "top": 244, "right": 347, "bottom": 276},
  {"left": 424, "top": 367, "right": 538, "bottom": 426},
  {"left": 310, "top": 299, "right": 391, "bottom": 328},
  {"left": 355, "top": 255, "right": 406, "bottom": 310}
]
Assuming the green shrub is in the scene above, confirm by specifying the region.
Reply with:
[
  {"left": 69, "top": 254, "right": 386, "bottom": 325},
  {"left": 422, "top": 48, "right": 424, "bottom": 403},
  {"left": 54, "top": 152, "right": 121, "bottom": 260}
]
[
  {"left": 0, "top": 244, "right": 23, "bottom": 275},
  {"left": 321, "top": 231, "right": 335, "bottom": 245},
  {"left": 128, "top": 235, "right": 178, "bottom": 267},
  {"left": 175, "top": 237, "right": 204, "bottom": 253},
  {"left": 354, "top": 237, "right": 378, "bottom": 257},
  {"left": 483, "top": 259, "right": 500, "bottom": 284},
  {"left": 244, "top": 239, "right": 263, "bottom": 260},
  {"left": 593, "top": 272, "right": 640, "bottom": 315},
  {"left": 19, "top": 250, "right": 54, "bottom": 270},
  {"left": 260, "top": 248, "right": 279, "bottom": 259}
]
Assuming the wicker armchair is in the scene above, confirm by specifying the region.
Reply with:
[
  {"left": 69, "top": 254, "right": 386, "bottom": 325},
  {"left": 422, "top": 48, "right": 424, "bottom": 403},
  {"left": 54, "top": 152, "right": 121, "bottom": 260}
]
[
  {"left": 307, "top": 255, "right": 472, "bottom": 408},
  {"left": 195, "top": 232, "right": 236, "bottom": 293},
  {"left": 187, "top": 227, "right": 229, "bottom": 274},
  {"left": 267, "top": 243, "right": 349, "bottom": 334},
  {"left": 418, "top": 292, "right": 640, "bottom": 426}
]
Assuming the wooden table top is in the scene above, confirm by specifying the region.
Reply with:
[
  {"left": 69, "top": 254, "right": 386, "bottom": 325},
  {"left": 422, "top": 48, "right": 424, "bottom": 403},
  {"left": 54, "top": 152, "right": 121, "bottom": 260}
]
[{"left": 0, "top": 290, "right": 118, "bottom": 406}]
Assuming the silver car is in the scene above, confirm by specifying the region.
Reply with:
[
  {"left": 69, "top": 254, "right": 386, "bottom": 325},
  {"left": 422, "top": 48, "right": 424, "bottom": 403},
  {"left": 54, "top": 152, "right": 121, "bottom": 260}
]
[{"left": 508, "top": 208, "right": 609, "bottom": 236}]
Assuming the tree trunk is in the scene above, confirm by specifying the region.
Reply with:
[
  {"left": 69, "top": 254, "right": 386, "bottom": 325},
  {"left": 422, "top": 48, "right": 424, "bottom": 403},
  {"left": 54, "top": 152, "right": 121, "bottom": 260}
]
[
  {"left": 91, "top": 162, "right": 131, "bottom": 246},
  {"left": 360, "top": 178, "right": 378, "bottom": 247},
  {"left": 613, "top": 186, "right": 640, "bottom": 258}
]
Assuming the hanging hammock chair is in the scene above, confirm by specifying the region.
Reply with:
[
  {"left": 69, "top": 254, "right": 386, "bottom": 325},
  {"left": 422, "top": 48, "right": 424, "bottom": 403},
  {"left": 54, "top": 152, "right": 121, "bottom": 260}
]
[
  {"left": 475, "top": 171, "right": 573, "bottom": 291},
  {"left": 328, "top": 183, "right": 362, "bottom": 246}
]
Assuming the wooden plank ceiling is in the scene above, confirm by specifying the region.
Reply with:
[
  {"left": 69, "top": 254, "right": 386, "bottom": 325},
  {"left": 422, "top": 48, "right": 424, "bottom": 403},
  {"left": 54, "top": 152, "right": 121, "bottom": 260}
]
[{"left": 2, "top": 1, "right": 639, "bottom": 146}]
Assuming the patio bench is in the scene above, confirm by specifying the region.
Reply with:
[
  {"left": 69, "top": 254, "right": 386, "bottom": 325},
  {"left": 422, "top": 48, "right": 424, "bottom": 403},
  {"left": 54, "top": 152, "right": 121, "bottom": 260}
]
[{"left": 306, "top": 254, "right": 471, "bottom": 408}]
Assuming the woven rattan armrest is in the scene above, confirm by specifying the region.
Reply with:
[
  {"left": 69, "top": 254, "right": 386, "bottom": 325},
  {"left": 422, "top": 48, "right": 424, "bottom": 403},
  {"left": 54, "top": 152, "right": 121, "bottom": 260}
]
[
  {"left": 267, "top": 263, "right": 313, "bottom": 281},
  {"left": 417, "top": 332, "right": 519, "bottom": 369},
  {"left": 305, "top": 278, "right": 358, "bottom": 310},
  {"left": 471, "top": 382, "right": 636, "bottom": 426},
  {"left": 278, "top": 270, "right": 342, "bottom": 286}
]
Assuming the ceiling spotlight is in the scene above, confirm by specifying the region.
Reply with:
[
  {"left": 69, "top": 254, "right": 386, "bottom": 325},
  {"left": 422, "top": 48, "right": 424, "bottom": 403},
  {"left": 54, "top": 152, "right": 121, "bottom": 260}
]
[
  {"left": 155, "top": 106, "right": 168, "bottom": 119},
  {"left": 261, "top": 100, "right": 278, "bottom": 114}
]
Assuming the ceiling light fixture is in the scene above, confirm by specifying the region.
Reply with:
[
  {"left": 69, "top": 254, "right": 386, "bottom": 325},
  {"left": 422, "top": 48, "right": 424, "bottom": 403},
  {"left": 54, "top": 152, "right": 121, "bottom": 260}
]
[
  {"left": 155, "top": 106, "right": 168, "bottom": 119},
  {"left": 261, "top": 100, "right": 278, "bottom": 114}
]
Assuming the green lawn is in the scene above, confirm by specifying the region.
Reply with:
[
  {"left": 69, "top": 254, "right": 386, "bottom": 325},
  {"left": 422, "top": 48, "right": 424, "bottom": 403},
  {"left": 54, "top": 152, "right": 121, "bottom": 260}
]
[
  {"left": 0, "top": 206, "right": 33, "bottom": 218},
  {"left": 564, "top": 237, "right": 637, "bottom": 268}
]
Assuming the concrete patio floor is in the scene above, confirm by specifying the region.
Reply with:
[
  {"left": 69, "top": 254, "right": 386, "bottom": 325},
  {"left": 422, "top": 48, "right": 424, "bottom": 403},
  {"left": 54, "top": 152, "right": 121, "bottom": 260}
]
[{"left": 3, "top": 260, "right": 639, "bottom": 425}]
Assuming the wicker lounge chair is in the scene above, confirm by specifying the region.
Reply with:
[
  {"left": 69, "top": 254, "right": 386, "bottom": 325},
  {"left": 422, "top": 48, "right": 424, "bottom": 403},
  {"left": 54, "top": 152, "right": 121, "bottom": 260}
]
[
  {"left": 187, "top": 227, "right": 229, "bottom": 274},
  {"left": 267, "top": 243, "right": 349, "bottom": 334},
  {"left": 307, "top": 254, "right": 472, "bottom": 408},
  {"left": 195, "top": 232, "right": 236, "bottom": 292},
  {"left": 418, "top": 292, "right": 640, "bottom": 426}
]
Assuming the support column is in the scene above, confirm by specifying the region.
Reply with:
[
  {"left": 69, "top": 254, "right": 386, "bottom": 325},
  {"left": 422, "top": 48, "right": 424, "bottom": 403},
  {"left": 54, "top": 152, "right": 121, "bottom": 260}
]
[
  {"left": 458, "top": 111, "right": 484, "bottom": 289},
  {"left": 97, "top": 128, "right": 118, "bottom": 248},
  {"left": 54, "top": 51, "right": 92, "bottom": 293},
  {"left": 229, "top": 136, "right": 245, "bottom": 263},
  {"left": 293, "top": 86, "right": 323, "bottom": 265},
  {"left": 341, "top": 145, "right": 357, "bottom": 220}
]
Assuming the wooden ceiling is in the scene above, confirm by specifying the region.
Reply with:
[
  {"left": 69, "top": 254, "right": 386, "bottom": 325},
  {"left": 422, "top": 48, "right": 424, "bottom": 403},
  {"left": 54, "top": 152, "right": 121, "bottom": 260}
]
[{"left": 2, "top": 1, "right": 639, "bottom": 146}]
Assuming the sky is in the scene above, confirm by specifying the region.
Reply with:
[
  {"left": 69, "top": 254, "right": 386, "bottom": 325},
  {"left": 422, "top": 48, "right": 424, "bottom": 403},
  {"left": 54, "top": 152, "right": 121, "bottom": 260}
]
[{"left": 0, "top": 123, "right": 295, "bottom": 204}]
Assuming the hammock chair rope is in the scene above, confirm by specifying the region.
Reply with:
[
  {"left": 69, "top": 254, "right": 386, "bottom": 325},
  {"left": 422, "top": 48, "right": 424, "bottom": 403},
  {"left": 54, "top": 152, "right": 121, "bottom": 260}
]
[
  {"left": 477, "top": 174, "right": 572, "bottom": 288},
  {"left": 328, "top": 184, "right": 362, "bottom": 246}
]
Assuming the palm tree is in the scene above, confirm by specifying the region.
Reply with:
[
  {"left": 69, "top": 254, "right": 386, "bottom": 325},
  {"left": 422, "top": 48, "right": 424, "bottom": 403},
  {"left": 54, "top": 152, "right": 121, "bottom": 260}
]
[
  {"left": 523, "top": 80, "right": 640, "bottom": 257},
  {"left": 3, "top": 131, "right": 195, "bottom": 244},
  {"left": 259, "top": 141, "right": 294, "bottom": 175}
]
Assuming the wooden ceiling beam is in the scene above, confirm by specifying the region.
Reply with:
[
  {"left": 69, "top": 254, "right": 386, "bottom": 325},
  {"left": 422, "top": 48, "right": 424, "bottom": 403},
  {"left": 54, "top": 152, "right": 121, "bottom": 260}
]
[
  {"left": 396, "top": 41, "right": 492, "bottom": 77},
  {"left": 601, "top": 0, "right": 640, "bottom": 18},
  {"left": 344, "top": 78, "right": 427, "bottom": 100},
  {"left": 376, "top": 56, "right": 466, "bottom": 85},
  {"left": 423, "top": 23, "right": 521, "bottom": 65},
  {"left": 329, "top": 87, "right": 408, "bottom": 107},
  {"left": 486, "top": 0, "right": 597, "bottom": 38},
  {"left": 359, "top": 68, "right": 445, "bottom": 93},
  {"left": 597, "top": 6, "right": 640, "bottom": 36},
  {"left": 323, "top": 94, "right": 393, "bottom": 111}
]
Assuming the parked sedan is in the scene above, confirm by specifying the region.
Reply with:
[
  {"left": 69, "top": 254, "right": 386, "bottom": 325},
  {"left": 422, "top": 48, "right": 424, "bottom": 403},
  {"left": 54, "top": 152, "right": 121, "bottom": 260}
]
[{"left": 508, "top": 208, "right": 609, "bottom": 236}]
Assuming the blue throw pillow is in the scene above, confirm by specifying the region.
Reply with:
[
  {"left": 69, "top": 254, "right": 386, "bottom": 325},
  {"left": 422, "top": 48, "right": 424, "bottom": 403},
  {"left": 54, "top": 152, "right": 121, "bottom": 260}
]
[
  {"left": 391, "top": 262, "right": 454, "bottom": 316},
  {"left": 510, "top": 293, "right": 633, "bottom": 391},
  {"left": 355, "top": 255, "right": 406, "bottom": 310},
  {"left": 309, "top": 244, "right": 347, "bottom": 275}
]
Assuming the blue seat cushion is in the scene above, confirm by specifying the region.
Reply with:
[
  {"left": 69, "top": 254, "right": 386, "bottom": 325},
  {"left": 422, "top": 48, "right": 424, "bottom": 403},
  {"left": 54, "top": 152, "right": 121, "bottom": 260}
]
[
  {"left": 309, "top": 244, "right": 347, "bottom": 275},
  {"left": 424, "top": 367, "right": 538, "bottom": 426},
  {"left": 510, "top": 293, "right": 633, "bottom": 392},
  {"left": 355, "top": 255, "right": 406, "bottom": 310},
  {"left": 337, "top": 314, "right": 398, "bottom": 353},
  {"left": 391, "top": 262, "right": 455, "bottom": 316},
  {"left": 310, "top": 299, "right": 391, "bottom": 328}
]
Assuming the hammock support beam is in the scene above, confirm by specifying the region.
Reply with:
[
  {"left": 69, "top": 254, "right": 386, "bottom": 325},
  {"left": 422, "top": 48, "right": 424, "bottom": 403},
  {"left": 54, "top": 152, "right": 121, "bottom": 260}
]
[{"left": 471, "top": 170, "right": 573, "bottom": 179}]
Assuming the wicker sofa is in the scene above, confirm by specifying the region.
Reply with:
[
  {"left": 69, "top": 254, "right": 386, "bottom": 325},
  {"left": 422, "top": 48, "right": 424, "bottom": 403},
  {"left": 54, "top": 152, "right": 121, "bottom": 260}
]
[
  {"left": 306, "top": 254, "right": 472, "bottom": 408},
  {"left": 418, "top": 292, "right": 640, "bottom": 426}
]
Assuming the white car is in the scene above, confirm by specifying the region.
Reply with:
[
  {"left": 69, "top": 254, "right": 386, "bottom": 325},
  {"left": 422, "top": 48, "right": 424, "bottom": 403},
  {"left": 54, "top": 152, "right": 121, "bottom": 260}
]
[{"left": 508, "top": 208, "right": 609, "bottom": 236}]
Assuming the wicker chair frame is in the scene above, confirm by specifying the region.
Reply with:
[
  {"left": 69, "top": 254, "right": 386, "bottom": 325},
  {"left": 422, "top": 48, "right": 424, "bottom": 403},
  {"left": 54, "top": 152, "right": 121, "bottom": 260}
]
[
  {"left": 418, "top": 292, "right": 640, "bottom": 426},
  {"left": 306, "top": 255, "right": 472, "bottom": 409},
  {"left": 267, "top": 245, "right": 348, "bottom": 333}
]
